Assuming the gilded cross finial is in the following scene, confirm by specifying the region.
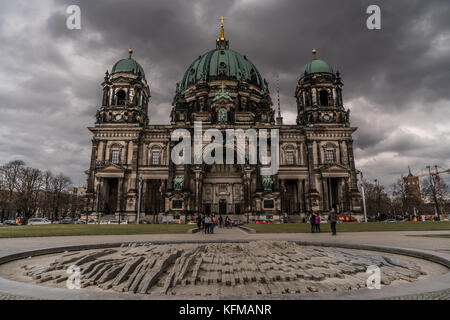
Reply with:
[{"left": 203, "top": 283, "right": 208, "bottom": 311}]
[
  {"left": 216, "top": 16, "right": 229, "bottom": 49},
  {"left": 219, "top": 16, "right": 225, "bottom": 40}
]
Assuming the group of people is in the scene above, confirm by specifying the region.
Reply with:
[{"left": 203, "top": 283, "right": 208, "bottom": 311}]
[
  {"left": 310, "top": 208, "right": 337, "bottom": 235},
  {"left": 196, "top": 214, "right": 232, "bottom": 234}
]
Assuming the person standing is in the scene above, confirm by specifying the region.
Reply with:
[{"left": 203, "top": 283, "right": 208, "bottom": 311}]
[
  {"left": 204, "top": 215, "right": 211, "bottom": 234},
  {"left": 310, "top": 214, "right": 316, "bottom": 233},
  {"left": 196, "top": 214, "right": 202, "bottom": 230},
  {"left": 225, "top": 216, "right": 231, "bottom": 228},
  {"left": 210, "top": 214, "right": 216, "bottom": 234},
  {"left": 218, "top": 215, "right": 223, "bottom": 228},
  {"left": 315, "top": 214, "right": 321, "bottom": 233},
  {"left": 328, "top": 207, "right": 337, "bottom": 235}
]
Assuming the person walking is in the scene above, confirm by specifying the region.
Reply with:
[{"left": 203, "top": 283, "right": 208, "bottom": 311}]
[
  {"left": 196, "top": 214, "right": 202, "bottom": 229},
  {"left": 225, "top": 216, "right": 231, "bottom": 228},
  {"left": 310, "top": 214, "right": 316, "bottom": 233},
  {"left": 218, "top": 215, "right": 223, "bottom": 228},
  {"left": 315, "top": 214, "right": 321, "bottom": 233},
  {"left": 210, "top": 214, "right": 216, "bottom": 234},
  {"left": 328, "top": 207, "right": 337, "bottom": 235},
  {"left": 204, "top": 215, "right": 211, "bottom": 234}
]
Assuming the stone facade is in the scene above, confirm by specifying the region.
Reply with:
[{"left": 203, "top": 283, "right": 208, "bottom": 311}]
[{"left": 85, "top": 30, "right": 361, "bottom": 222}]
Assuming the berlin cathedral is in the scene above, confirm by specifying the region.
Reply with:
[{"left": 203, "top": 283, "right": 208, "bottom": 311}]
[{"left": 85, "top": 20, "right": 362, "bottom": 223}]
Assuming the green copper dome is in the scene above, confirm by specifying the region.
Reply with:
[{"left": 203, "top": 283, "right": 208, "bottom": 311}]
[
  {"left": 300, "top": 58, "right": 334, "bottom": 78},
  {"left": 111, "top": 58, "right": 145, "bottom": 78},
  {"left": 180, "top": 48, "right": 264, "bottom": 90}
]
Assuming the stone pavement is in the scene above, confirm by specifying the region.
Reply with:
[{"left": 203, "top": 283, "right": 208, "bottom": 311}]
[
  {"left": 1, "top": 227, "right": 450, "bottom": 257},
  {"left": 0, "top": 227, "right": 449, "bottom": 300}
]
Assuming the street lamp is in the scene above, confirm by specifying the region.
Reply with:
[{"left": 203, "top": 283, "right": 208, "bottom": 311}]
[
  {"left": 137, "top": 174, "right": 143, "bottom": 224},
  {"left": 360, "top": 172, "right": 368, "bottom": 223}
]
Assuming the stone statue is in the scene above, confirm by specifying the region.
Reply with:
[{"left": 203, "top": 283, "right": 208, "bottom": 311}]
[
  {"left": 262, "top": 176, "right": 273, "bottom": 191},
  {"left": 173, "top": 176, "right": 184, "bottom": 192},
  {"left": 219, "top": 108, "right": 227, "bottom": 123}
]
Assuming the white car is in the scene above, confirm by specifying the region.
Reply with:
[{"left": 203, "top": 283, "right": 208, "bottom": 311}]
[{"left": 27, "top": 218, "right": 52, "bottom": 226}]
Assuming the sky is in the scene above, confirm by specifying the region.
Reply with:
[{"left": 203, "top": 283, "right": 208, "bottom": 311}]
[{"left": 0, "top": 0, "right": 449, "bottom": 188}]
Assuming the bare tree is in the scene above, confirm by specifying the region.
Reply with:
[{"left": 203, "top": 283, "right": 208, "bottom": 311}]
[
  {"left": 15, "top": 167, "right": 44, "bottom": 223},
  {"left": 362, "top": 181, "right": 392, "bottom": 219},
  {"left": 50, "top": 174, "right": 72, "bottom": 222},
  {"left": 422, "top": 178, "right": 449, "bottom": 215},
  {"left": 0, "top": 160, "right": 25, "bottom": 221}
]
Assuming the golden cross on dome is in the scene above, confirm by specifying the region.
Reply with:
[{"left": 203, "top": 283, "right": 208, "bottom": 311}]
[{"left": 219, "top": 16, "right": 225, "bottom": 40}]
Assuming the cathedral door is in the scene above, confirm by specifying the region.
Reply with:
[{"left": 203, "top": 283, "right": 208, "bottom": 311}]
[{"left": 219, "top": 199, "right": 227, "bottom": 215}]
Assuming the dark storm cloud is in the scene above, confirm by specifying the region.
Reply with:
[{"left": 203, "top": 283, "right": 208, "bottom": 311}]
[{"left": 0, "top": 0, "right": 449, "bottom": 187}]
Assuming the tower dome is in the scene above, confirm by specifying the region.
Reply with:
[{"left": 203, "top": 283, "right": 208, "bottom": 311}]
[
  {"left": 300, "top": 51, "right": 334, "bottom": 79},
  {"left": 111, "top": 49, "right": 146, "bottom": 77}
]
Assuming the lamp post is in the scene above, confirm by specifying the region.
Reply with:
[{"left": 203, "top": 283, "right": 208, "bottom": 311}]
[
  {"left": 426, "top": 166, "right": 440, "bottom": 217},
  {"left": 95, "top": 180, "right": 100, "bottom": 224},
  {"left": 136, "top": 174, "right": 143, "bottom": 224},
  {"left": 360, "top": 172, "right": 368, "bottom": 223}
]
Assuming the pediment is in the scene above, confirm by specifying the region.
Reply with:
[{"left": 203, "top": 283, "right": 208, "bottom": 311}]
[
  {"left": 319, "top": 163, "right": 348, "bottom": 172},
  {"left": 100, "top": 162, "right": 125, "bottom": 172}
]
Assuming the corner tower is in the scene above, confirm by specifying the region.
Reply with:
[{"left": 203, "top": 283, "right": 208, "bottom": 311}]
[
  {"left": 86, "top": 50, "right": 151, "bottom": 221},
  {"left": 295, "top": 50, "right": 348, "bottom": 126},
  {"left": 96, "top": 49, "right": 150, "bottom": 126}
]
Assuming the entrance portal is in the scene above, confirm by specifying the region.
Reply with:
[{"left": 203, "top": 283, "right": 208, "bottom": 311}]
[
  {"left": 219, "top": 199, "right": 227, "bottom": 215},
  {"left": 328, "top": 178, "right": 339, "bottom": 212}
]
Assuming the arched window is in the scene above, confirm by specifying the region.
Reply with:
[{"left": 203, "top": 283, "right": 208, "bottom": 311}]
[
  {"left": 320, "top": 90, "right": 329, "bottom": 106},
  {"left": 116, "top": 90, "right": 126, "bottom": 106},
  {"left": 111, "top": 150, "right": 120, "bottom": 164},
  {"left": 325, "top": 149, "right": 336, "bottom": 163}
]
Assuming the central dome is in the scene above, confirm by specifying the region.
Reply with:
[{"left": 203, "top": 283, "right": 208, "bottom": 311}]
[
  {"left": 180, "top": 48, "right": 264, "bottom": 90},
  {"left": 179, "top": 19, "right": 263, "bottom": 91}
]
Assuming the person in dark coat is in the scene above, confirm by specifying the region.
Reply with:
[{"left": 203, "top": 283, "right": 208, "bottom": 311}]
[
  {"left": 196, "top": 215, "right": 202, "bottom": 229},
  {"left": 310, "top": 214, "right": 316, "bottom": 233},
  {"left": 328, "top": 207, "right": 337, "bottom": 235}
]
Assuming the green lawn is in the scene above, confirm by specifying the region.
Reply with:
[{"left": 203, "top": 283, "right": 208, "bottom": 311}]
[
  {"left": 245, "top": 221, "right": 450, "bottom": 233},
  {"left": 0, "top": 224, "right": 194, "bottom": 238}
]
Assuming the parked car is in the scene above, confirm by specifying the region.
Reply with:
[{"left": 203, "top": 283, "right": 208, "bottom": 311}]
[
  {"left": 232, "top": 220, "right": 245, "bottom": 227},
  {"left": 337, "top": 216, "right": 358, "bottom": 223},
  {"left": 255, "top": 220, "right": 273, "bottom": 224},
  {"left": 74, "top": 220, "right": 85, "bottom": 224},
  {"left": 59, "top": 219, "right": 73, "bottom": 224},
  {"left": 367, "top": 218, "right": 378, "bottom": 222},
  {"left": 99, "top": 220, "right": 109, "bottom": 225},
  {"left": 87, "top": 220, "right": 97, "bottom": 224},
  {"left": 383, "top": 219, "right": 397, "bottom": 223},
  {"left": 27, "top": 218, "right": 52, "bottom": 225},
  {"left": 187, "top": 220, "right": 197, "bottom": 225},
  {"left": 2, "top": 220, "right": 18, "bottom": 226},
  {"left": 139, "top": 220, "right": 150, "bottom": 224}
]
